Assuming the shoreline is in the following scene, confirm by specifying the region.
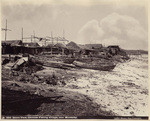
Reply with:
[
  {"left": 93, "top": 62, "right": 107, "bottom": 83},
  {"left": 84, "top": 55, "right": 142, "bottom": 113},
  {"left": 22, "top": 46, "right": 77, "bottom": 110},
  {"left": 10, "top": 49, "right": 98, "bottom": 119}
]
[
  {"left": 2, "top": 81, "right": 116, "bottom": 117},
  {"left": 1, "top": 54, "right": 148, "bottom": 117}
]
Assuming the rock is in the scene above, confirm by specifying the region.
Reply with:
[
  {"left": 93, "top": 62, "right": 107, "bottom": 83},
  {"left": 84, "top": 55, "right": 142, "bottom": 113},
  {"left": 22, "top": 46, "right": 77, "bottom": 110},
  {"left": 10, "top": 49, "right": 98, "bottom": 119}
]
[
  {"left": 60, "top": 80, "right": 66, "bottom": 85},
  {"left": 124, "top": 106, "right": 129, "bottom": 109},
  {"left": 73, "top": 76, "right": 77, "bottom": 81},
  {"left": 130, "top": 111, "right": 134, "bottom": 115}
]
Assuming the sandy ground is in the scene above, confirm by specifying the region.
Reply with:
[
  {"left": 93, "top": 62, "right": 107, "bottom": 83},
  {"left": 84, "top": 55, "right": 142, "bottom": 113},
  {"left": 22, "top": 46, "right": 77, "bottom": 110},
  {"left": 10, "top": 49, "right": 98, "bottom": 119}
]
[
  {"left": 2, "top": 54, "right": 148, "bottom": 117},
  {"left": 63, "top": 54, "right": 148, "bottom": 116},
  {"left": 35, "top": 54, "right": 148, "bottom": 116}
]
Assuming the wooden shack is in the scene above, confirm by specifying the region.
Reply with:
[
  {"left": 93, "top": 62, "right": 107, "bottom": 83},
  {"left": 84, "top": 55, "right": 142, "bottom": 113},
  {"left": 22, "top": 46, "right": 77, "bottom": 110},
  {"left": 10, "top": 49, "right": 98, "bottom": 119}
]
[
  {"left": 22, "top": 42, "right": 41, "bottom": 55},
  {"left": 2, "top": 40, "right": 23, "bottom": 54},
  {"left": 107, "top": 45, "right": 120, "bottom": 55}
]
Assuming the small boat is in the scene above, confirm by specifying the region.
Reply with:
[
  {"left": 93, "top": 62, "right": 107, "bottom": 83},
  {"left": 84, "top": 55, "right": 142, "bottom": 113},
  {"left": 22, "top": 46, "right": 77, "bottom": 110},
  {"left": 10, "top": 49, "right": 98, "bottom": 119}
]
[
  {"left": 43, "top": 61, "right": 76, "bottom": 69},
  {"left": 73, "top": 61, "right": 116, "bottom": 71},
  {"left": 62, "top": 57, "right": 75, "bottom": 64}
]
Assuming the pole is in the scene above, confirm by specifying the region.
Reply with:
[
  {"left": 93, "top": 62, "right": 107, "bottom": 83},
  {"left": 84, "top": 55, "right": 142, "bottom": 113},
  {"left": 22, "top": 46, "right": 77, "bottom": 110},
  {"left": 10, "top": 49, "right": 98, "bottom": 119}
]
[
  {"left": 31, "top": 35, "right": 32, "bottom": 43},
  {"left": 2, "top": 19, "right": 11, "bottom": 41},
  {"left": 63, "top": 29, "right": 65, "bottom": 39},
  {"left": 62, "top": 48, "right": 64, "bottom": 55},
  {"left": 5, "top": 19, "right": 7, "bottom": 41},
  {"left": 51, "top": 31, "right": 53, "bottom": 44},
  {"left": 51, "top": 46, "right": 52, "bottom": 55},
  {"left": 50, "top": 37, "right": 52, "bottom": 55},
  {"left": 22, "top": 28, "right": 23, "bottom": 42},
  {"left": 33, "top": 30, "right": 35, "bottom": 42}
]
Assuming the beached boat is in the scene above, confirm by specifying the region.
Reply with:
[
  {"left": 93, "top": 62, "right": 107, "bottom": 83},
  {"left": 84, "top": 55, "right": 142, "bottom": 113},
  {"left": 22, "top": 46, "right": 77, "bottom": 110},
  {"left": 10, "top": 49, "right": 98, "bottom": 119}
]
[
  {"left": 62, "top": 57, "right": 75, "bottom": 64},
  {"left": 43, "top": 61, "right": 76, "bottom": 69},
  {"left": 73, "top": 61, "right": 116, "bottom": 71}
]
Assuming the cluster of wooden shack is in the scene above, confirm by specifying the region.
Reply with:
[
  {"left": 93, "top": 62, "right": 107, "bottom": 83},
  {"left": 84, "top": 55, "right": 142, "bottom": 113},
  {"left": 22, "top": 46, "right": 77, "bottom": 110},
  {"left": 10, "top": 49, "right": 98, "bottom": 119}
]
[
  {"left": 2, "top": 40, "right": 125, "bottom": 58},
  {"left": 2, "top": 40, "right": 67, "bottom": 55}
]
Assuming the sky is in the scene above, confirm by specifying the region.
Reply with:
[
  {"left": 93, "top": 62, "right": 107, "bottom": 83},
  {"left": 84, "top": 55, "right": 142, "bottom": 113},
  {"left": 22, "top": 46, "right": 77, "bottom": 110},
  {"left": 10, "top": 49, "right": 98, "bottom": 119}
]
[{"left": 1, "top": 0, "right": 148, "bottom": 50}]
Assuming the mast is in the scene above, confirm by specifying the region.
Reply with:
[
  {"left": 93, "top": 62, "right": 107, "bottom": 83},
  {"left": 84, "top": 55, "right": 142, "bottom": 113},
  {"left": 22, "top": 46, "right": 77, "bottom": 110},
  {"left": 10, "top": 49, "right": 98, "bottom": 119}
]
[{"left": 1, "top": 19, "right": 11, "bottom": 41}]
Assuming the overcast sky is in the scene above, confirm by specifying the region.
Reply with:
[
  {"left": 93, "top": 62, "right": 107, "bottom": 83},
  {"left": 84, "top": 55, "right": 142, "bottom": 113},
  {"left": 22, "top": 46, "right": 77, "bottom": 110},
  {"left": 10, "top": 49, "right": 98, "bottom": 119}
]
[{"left": 1, "top": 0, "right": 148, "bottom": 50}]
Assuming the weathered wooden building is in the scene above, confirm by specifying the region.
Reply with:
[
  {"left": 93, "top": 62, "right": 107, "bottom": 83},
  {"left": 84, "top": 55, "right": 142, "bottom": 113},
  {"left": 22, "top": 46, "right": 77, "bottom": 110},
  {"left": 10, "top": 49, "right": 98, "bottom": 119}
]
[
  {"left": 2, "top": 40, "right": 23, "bottom": 54},
  {"left": 107, "top": 45, "right": 120, "bottom": 55}
]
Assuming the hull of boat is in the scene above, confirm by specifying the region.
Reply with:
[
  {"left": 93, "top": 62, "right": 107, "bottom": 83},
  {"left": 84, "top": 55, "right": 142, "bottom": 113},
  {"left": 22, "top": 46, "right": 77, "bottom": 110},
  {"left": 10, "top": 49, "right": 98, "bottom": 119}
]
[
  {"left": 73, "top": 61, "right": 116, "bottom": 71},
  {"left": 63, "top": 58, "right": 75, "bottom": 64}
]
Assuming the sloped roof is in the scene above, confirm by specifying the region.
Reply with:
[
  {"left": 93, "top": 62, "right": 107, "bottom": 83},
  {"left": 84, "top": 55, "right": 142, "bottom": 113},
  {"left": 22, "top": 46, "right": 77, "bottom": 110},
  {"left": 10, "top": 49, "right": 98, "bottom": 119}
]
[
  {"left": 78, "top": 44, "right": 103, "bottom": 50},
  {"left": 46, "top": 44, "right": 54, "bottom": 47},
  {"left": 23, "top": 42, "right": 40, "bottom": 47},
  {"left": 2, "top": 40, "right": 23, "bottom": 46},
  {"left": 66, "top": 41, "right": 81, "bottom": 50},
  {"left": 84, "top": 44, "right": 103, "bottom": 49},
  {"left": 107, "top": 45, "right": 120, "bottom": 48},
  {"left": 78, "top": 44, "right": 87, "bottom": 49},
  {"left": 54, "top": 43, "right": 66, "bottom": 48}
]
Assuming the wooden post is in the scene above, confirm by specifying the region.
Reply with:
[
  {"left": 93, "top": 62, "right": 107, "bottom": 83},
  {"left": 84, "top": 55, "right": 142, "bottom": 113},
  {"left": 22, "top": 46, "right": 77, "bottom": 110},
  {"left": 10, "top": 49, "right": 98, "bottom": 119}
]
[
  {"left": 2, "top": 19, "right": 11, "bottom": 41},
  {"left": 63, "top": 29, "right": 65, "bottom": 39},
  {"left": 51, "top": 32, "right": 53, "bottom": 45},
  {"left": 45, "top": 39, "right": 46, "bottom": 46},
  {"left": 5, "top": 19, "right": 7, "bottom": 41},
  {"left": 9, "top": 54, "right": 11, "bottom": 60},
  {"left": 62, "top": 48, "right": 64, "bottom": 55},
  {"left": 51, "top": 32, "right": 53, "bottom": 55},
  {"left": 22, "top": 28, "right": 23, "bottom": 42},
  {"left": 33, "top": 30, "right": 35, "bottom": 42},
  {"left": 51, "top": 47, "right": 53, "bottom": 55},
  {"left": 31, "top": 35, "right": 32, "bottom": 43}
]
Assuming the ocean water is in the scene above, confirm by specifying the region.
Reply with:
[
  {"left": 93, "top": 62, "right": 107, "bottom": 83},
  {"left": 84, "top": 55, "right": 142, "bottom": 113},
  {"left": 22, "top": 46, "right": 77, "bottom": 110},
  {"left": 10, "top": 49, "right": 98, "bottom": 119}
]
[{"left": 65, "top": 54, "right": 148, "bottom": 116}]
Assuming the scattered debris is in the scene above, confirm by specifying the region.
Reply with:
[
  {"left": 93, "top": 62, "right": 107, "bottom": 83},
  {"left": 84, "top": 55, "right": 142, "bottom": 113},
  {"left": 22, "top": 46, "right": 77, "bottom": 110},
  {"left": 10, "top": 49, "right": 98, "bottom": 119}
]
[
  {"left": 1, "top": 43, "right": 148, "bottom": 117},
  {"left": 2, "top": 58, "right": 10, "bottom": 65}
]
